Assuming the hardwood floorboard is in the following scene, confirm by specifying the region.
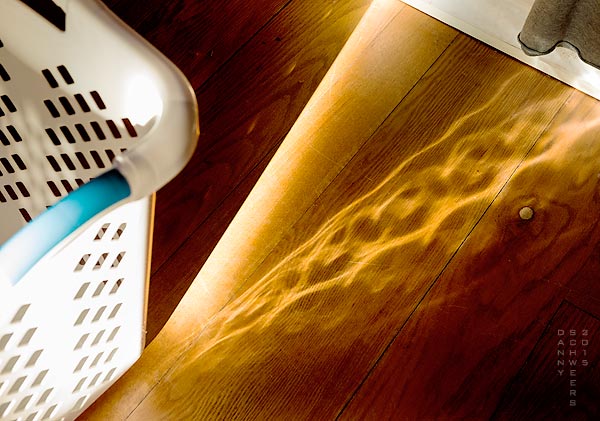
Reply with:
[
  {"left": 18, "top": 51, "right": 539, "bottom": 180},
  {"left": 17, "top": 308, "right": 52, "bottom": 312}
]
[
  {"left": 564, "top": 230, "right": 600, "bottom": 319},
  {"left": 341, "top": 90, "right": 600, "bottom": 419},
  {"left": 103, "top": 0, "right": 291, "bottom": 90},
  {"left": 81, "top": 0, "right": 388, "bottom": 418},
  {"left": 150, "top": 0, "right": 373, "bottom": 275},
  {"left": 143, "top": 0, "right": 377, "bottom": 344},
  {"left": 122, "top": 34, "right": 571, "bottom": 419},
  {"left": 144, "top": 1, "right": 458, "bottom": 344},
  {"left": 492, "top": 301, "right": 600, "bottom": 420},
  {"left": 101, "top": 0, "right": 297, "bottom": 342},
  {"left": 81, "top": 1, "right": 600, "bottom": 419}
]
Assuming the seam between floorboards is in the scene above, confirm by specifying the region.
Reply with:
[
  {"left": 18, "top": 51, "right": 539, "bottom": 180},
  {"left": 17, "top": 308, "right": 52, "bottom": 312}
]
[
  {"left": 334, "top": 74, "right": 576, "bottom": 420},
  {"left": 147, "top": 0, "right": 400, "bottom": 334},
  {"left": 145, "top": 0, "right": 383, "bottom": 344},
  {"left": 488, "top": 299, "right": 581, "bottom": 419},
  {"left": 126, "top": 11, "right": 456, "bottom": 420},
  {"left": 179, "top": 0, "right": 419, "bottom": 329},
  {"left": 123, "top": 2, "right": 296, "bottom": 419},
  {"left": 149, "top": 0, "right": 294, "bottom": 279}
]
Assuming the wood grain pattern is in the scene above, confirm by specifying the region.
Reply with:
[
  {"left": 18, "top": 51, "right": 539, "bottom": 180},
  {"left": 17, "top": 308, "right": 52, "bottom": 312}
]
[
  {"left": 104, "top": 0, "right": 290, "bottom": 89},
  {"left": 124, "top": 35, "right": 572, "bottom": 419},
  {"left": 82, "top": 1, "right": 600, "bottom": 419},
  {"left": 145, "top": 1, "right": 457, "bottom": 343},
  {"left": 82, "top": 0, "right": 386, "bottom": 418},
  {"left": 566, "top": 249, "right": 600, "bottom": 321},
  {"left": 101, "top": 0, "right": 295, "bottom": 341},
  {"left": 341, "top": 91, "right": 600, "bottom": 419},
  {"left": 150, "top": 0, "right": 372, "bottom": 271},
  {"left": 492, "top": 301, "right": 600, "bottom": 420},
  {"left": 146, "top": 0, "right": 377, "bottom": 342}
]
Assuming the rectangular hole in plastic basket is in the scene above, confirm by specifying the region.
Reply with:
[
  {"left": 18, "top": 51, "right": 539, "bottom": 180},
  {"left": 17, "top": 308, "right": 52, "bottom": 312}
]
[
  {"left": 0, "top": 129, "right": 9, "bottom": 146},
  {"left": 0, "top": 63, "right": 10, "bottom": 81},
  {"left": 15, "top": 394, "right": 32, "bottom": 412},
  {"left": 75, "top": 123, "right": 91, "bottom": 142},
  {"left": 74, "top": 334, "right": 89, "bottom": 351},
  {"left": 41, "top": 69, "right": 58, "bottom": 88},
  {"left": 0, "top": 333, "right": 12, "bottom": 351},
  {"left": 61, "top": 180, "right": 73, "bottom": 193},
  {"left": 106, "top": 120, "right": 121, "bottom": 138},
  {"left": 60, "top": 126, "right": 77, "bottom": 144},
  {"left": 43, "top": 99, "right": 60, "bottom": 118},
  {"left": 89, "top": 91, "right": 106, "bottom": 110},
  {"left": 91, "top": 330, "right": 105, "bottom": 347},
  {"left": 74, "top": 93, "right": 91, "bottom": 112},
  {"left": 7, "top": 126, "right": 22, "bottom": 142},
  {"left": 90, "top": 121, "right": 106, "bottom": 140},
  {"left": 26, "top": 349, "right": 43, "bottom": 368},
  {"left": 18, "top": 328, "right": 36, "bottom": 347},
  {"left": 57, "top": 65, "right": 74, "bottom": 85},
  {"left": 32, "top": 370, "right": 48, "bottom": 388},
  {"left": 8, "top": 376, "right": 26, "bottom": 394},
  {"left": 1, "top": 95, "right": 16, "bottom": 112}
]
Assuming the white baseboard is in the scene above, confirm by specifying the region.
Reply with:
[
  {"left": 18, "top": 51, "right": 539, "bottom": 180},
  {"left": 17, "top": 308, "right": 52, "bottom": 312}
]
[{"left": 402, "top": 0, "right": 600, "bottom": 100}]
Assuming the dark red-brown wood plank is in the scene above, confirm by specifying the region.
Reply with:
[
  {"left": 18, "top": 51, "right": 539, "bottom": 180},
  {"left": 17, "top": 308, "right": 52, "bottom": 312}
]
[
  {"left": 123, "top": 35, "right": 572, "bottom": 420},
  {"left": 104, "top": 0, "right": 291, "bottom": 89},
  {"left": 341, "top": 91, "right": 600, "bottom": 419},
  {"left": 81, "top": 0, "right": 375, "bottom": 418},
  {"left": 82, "top": 2, "right": 600, "bottom": 419},
  {"left": 492, "top": 301, "right": 600, "bottom": 420},
  {"left": 106, "top": 0, "right": 373, "bottom": 342}
]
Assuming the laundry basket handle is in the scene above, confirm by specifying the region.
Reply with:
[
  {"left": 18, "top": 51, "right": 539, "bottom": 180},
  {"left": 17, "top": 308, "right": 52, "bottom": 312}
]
[
  {"left": 0, "top": 95, "right": 198, "bottom": 286},
  {"left": 0, "top": 170, "right": 130, "bottom": 285},
  {"left": 0, "top": 0, "right": 199, "bottom": 286}
]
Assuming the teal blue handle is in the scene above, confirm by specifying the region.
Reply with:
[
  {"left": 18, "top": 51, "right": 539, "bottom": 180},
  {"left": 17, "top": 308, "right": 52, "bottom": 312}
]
[{"left": 0, "top": 169, "right": 131, "bottom": 285}]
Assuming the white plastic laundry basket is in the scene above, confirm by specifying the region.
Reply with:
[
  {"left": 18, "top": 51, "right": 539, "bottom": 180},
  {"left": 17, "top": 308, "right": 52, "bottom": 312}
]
[{"left": 0, "top": 1, "right": 198, "bottom": 420}]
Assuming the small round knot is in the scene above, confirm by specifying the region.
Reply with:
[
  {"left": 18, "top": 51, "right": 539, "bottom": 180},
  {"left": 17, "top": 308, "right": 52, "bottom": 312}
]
[{"left": 519, "top": 206, "right": 534, "bottom": 221}]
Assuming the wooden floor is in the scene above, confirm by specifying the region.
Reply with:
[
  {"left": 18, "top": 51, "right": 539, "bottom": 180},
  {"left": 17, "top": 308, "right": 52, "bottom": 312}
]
[{"left": 82, "top": 0, "right": 600, "bottom": 419}]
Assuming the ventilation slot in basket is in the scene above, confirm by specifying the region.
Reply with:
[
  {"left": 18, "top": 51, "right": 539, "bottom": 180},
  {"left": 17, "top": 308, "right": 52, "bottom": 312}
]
[
  {"left": 112, "top": 223, "right": 126, "bottom": 240},
  {"left": 94, "top": 224, "right": 110, "bottom": 241},
  {"left": 42, "top": 65, "right": 74, "bottom": 88},
  {"left": 0, "top": 333, "right": 12, "bottom": 352},
  {"left": 0, "top": 305, "right": 55, "bottom": 421},
  {"left": 0, "top": 95, "right": 16, "bottom": 116},
  {"left": 74, "top": 94, "right": 91, "bottom": 112},
  {"left": 58, "top": 96, "right": 75, "bottom": 116},
  {"left": 90, "top": 91, "right": 106, "bottom": 110},
  {"left": 109, "top": 278, "right": 123, "bottom": 295},
  {"left": 90, "top": 121, "right": 105, "bottom": 140},
  {"left": 57, "top": 65, "right": 74, "bottom": 85},
  {"left": 0, "top": 63, "right": 10, "bottom": 82},
  {"left": 122, "top": 118, "right": 138, "bottom": 137},
  {"left": 43, "top": 100, "right": 60, "bottom": 118},
  {"left": 19, "top": 208, "right": 32, "bottom": 222},
  {"left": 75, "top": 123, "right": 91, "bottom": 142},
  {"left": 0, "top": 127, "right": 21, "bottom": 145},
  {"left": 92, "top": 280, "right": 108, "bottom": 297}
]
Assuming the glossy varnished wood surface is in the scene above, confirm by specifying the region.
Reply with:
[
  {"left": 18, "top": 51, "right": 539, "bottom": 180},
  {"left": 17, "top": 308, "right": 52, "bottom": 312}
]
[
  {"left": 342, "top": 88, "right": 600, "bottom": 420},
  {"left": 492, "top": 302, "right": 600, "bottom": 419},
  {"left": 83, "top": 0, "right": 600, "bottom": 419}
]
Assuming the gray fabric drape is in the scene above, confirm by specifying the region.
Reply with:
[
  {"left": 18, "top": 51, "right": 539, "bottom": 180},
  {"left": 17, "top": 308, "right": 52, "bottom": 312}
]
[{"left": 519, "top": 0, "right": 600, "bottom": 69}]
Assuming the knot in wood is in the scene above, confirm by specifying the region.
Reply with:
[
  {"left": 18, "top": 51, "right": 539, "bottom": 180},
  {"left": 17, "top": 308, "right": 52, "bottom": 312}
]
[{"left": 519, "top": 206, "right": 534, "bottom": 221}]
